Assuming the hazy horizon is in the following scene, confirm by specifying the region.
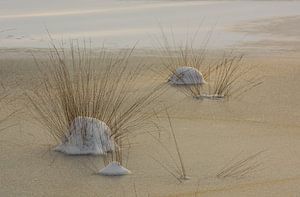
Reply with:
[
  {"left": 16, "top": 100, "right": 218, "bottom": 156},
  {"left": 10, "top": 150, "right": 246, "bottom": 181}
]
[{"left": 1, "top": 0, "right": 300, "bottom": 49}]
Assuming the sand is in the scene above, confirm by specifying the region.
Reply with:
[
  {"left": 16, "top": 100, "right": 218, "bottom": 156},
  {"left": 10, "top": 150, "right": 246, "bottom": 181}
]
[
  {"left": 2, "top": 1, "right": 300, "bottom": 49},
  {"left": 1, "top": 2, "right": 300, "bottom": 197},
  {"left": 230, "top": 15, "right": 300, "bottom": 53},
  {"left": 1, "top": 51, "right": 300, "bottom": 197}
]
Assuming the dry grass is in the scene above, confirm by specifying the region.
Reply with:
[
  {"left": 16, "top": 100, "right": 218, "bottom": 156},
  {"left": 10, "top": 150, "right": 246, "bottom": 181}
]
[
  {"left": 204, "top": 53, "right": 263, "bottom": 99},
  {"left": 216, "top": 150, "right": 265, "bottom": 179},
  {"left": 0, "top": 85, "right": 9, "bottom": 127},
  {"left": 154, "top": 28, "right": 209, "bottom": 82},
  {"left": 27, "top": 40, "right": 167, "bottom": 164},
  {"left": 148, "top": 109, "right": 188, "bottom": 182},
  {"left": 156, "top": 29, "right": 262, "bottom": 100},
  {"left": 0, "top": 61, "right": 17, "bottom": 131},
  {"left": 166, "top": 109, "right": 188, "bottom": 180}
]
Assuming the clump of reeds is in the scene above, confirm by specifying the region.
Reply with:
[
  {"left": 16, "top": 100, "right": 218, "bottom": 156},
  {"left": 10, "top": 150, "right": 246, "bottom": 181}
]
[
  {"left": 156, "top": 29, "right": 262, "bottom": 100},
  {"left": 216, "top": 150, "right": 265, "bottom": 179},
  {"left": 149, "top": 109, "right": 188, "bottom": 182},
  {"left": 27, "top": 39, "right": 166, "bottom": 165},
  {"left": 155, "top": 28, "right": 209, "bottom": 82},
  {"left": 203, "top": 53, "right": 263, "bottom": 100}
]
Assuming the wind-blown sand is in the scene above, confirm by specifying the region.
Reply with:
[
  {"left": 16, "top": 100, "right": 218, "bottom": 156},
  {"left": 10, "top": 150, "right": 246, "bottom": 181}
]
[{"left": 1, "top": 1, "right": 300, "bottom": 197}]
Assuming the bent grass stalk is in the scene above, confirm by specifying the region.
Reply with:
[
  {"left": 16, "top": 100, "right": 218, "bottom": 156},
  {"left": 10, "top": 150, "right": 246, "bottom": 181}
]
[
  {"left": 0, "top": 63, "right": 17, "bottom": 131},
  {"left": 148, "top": 109, "right": 188, "bottom": 182},
  {"left": 166, "top": 108, "right": 188, "bottom": 180},
  {"left": 216, "top": 150, "right": 265, "bottom": 179}
]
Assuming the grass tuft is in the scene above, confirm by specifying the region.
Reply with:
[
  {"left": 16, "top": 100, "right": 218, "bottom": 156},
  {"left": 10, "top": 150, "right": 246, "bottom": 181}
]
[
  {"left": 0, "top": 61, "right": 17, "bottom": 131},
  {"left": 155, "top": 29, "right": 262, "bottom": 100},
  {"left": 27, "top": 39, "right": 167, "bottom": 165},
  {"left": 148, "top": 108, "right": 188, "bottom": 182},
  {"left": 205, "top": 53, "right": 263, "bottom": 99},
  {"left": 216, "top": 150, "right": 265, "bottom": 179}
]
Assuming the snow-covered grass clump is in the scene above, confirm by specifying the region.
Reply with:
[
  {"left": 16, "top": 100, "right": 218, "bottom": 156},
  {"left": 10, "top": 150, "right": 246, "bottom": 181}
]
[
  {"left": 168, "top": 66, "right": 206, "bottom": 85},
  {"left": 54, "top": 116, "right": 115, "bottom": 155},
  {"left": 27, "top": 40, "right": 166, "bottom": 169},
  {"left": 156, "top": 29, "right": 262, "bottom": 100}
]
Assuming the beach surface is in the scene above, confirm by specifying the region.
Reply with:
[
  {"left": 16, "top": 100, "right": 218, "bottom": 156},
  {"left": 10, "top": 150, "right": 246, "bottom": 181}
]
[
  {"left": 1, "top": 0, "right": 300, "bottom": 50},
  {"left": 1, "top": 1, "right": 300, "bottom": 197}
]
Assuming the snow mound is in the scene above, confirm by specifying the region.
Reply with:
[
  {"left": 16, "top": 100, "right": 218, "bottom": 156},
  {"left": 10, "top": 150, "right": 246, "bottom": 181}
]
[
  {"left": 54, "top": 116, "right": 115, "bottom": 155},
  {"left": 99, "top": 162, "right": 131, "bottom": 176},
  {"left": 169, "top": 66, "right": 206, "bottom": 85},
  {"left": 195, "top": 94, "right": 224, "bottom": 100}
]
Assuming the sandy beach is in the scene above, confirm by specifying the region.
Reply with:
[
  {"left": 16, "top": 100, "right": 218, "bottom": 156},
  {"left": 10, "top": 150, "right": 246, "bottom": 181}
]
[{"left": 1, "top": 1, "right": 300, "bottom": 197}]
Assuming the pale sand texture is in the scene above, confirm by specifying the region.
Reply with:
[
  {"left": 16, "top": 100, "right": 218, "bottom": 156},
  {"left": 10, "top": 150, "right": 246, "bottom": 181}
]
[
  {"left": 1, "top": 8, "right": 300, "bottom": 196},
  {"left": 0, "top": 50, "right": 300, "bottom": 197},
  {"left": 230, "top": 15, "right": 300, "bottom": 53},
  {"left": 2, "top": 1, "right": 300, "bottom": 48}
]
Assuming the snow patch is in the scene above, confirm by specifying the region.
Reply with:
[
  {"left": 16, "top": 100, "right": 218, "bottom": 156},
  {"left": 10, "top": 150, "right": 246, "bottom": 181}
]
[
  {"left": 194, "top": 94, "right": 224, "bottom": 100},
  {"left": 169, "top": 66, "right": 206, "bottom": 85},
  {"left": 54, "top": 116, "right": 115, "bottom": 155},
  {"left": 99, "top": 162, "right": 131, "bottom": 176}
]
